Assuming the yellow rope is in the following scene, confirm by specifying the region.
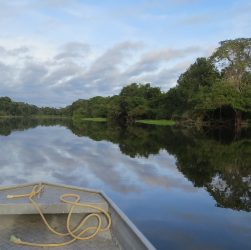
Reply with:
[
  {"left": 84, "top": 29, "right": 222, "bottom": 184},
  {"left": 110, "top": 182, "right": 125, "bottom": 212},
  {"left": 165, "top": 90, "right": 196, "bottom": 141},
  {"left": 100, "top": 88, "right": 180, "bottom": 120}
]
[{"left": 6, "top": 184, "right": 111, "bottom": 247}]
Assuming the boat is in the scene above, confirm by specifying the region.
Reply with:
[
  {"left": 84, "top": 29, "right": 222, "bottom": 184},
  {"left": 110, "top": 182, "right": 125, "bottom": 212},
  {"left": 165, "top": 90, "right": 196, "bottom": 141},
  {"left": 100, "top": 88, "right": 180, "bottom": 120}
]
[{"left": 0, "top": 182, "right": 155, "bottom": 250}]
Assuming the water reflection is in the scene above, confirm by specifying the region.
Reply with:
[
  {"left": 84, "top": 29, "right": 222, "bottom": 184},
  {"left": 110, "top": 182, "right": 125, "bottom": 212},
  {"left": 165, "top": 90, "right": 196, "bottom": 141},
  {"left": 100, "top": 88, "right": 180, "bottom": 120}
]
[
  {"left": 0, "top": 118, "right": 190, "bottom": 193},
  {"left": 70, "top": 120, "right": 251, "bottom": 212},
  {"left": 0, "top": 117, "right": 250, "bottom": 212},
  {"left": 0, "top": 118, "right": 251, "bottom": 249},
  {"left": 0, "top": 117, "right": 71, "bottom": 136}
]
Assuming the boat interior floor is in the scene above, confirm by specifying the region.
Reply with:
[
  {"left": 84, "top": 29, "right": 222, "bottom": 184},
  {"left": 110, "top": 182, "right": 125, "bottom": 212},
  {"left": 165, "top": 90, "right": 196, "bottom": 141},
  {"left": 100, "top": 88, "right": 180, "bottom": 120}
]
[{"left": 0, "top": 214, "right": 121, "bottom": 250}]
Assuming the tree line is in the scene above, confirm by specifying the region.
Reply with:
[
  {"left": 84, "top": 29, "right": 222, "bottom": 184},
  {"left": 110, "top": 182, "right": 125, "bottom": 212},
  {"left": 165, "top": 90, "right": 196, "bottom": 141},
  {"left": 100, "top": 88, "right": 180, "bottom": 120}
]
[
  {"left": 1, "top": 38, "right": 250, "bottom": 126},
  {"left": 0, "top": 96, "right": 64, "bottom": 117}
]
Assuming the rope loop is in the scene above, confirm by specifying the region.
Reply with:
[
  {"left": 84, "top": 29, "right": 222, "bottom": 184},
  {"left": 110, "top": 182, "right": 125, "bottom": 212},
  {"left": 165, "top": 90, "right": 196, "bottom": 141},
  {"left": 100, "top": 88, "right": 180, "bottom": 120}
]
[{"left": 7, "top": 184, "right": 111, "bottom": 247}]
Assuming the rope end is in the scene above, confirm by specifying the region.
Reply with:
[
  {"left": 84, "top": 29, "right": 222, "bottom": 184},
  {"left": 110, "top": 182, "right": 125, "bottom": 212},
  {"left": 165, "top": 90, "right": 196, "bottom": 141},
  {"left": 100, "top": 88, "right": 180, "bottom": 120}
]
[
  {"left": 6, "top": 195, "right": 14, "bottom": 199},
  {"left": 10, "top": 235, "right": 22, "bottom": 244}
]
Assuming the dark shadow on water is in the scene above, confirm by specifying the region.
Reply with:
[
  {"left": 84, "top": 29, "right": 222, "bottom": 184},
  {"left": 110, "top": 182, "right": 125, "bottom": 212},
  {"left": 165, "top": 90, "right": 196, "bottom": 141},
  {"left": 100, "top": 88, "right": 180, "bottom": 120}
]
[
  {"left": 0, "top": 117, "right": 71, "bottom": 136},
  {"left": 1, "top": 117, "right": 251, "bottom": 211}
]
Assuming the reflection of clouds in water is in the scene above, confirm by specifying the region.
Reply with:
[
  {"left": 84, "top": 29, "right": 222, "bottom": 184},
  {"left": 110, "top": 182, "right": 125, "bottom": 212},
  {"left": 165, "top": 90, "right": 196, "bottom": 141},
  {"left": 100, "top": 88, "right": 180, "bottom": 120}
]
[{"left": 0, "top": 126, "right": 194, "bottom": 194}]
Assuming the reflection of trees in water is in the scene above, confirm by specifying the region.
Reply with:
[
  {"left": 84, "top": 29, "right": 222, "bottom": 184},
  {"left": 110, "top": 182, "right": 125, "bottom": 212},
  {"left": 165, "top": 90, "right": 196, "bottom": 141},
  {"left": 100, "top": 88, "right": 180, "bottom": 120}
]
[
  {"left": 0, "top": 118, "right": 71, "bottom": 136},
  {"left": 175, "top": 135, "right": 251, "bottom": 211},
  {"left": 67, "top": 121, "right": 251, "bottom": 212},
  {"left": 1, "top": 118, "right": 250, "bottom": 211},
  {"left": 69, "top": 121, "right": 170, "bottom": 157}
]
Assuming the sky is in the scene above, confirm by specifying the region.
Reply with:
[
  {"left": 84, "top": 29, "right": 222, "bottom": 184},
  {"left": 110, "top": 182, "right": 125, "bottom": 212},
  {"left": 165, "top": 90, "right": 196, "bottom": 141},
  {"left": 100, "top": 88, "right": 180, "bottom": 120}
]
[{"left": 0, "top": 0, "right": 250, "bottom": 107}]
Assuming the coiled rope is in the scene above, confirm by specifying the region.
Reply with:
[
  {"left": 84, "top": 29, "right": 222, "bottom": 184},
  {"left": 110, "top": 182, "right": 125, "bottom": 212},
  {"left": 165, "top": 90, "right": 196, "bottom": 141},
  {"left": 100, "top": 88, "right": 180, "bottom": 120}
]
[{"left": 6, "top": 184, "right": 111, "bottom": 247}]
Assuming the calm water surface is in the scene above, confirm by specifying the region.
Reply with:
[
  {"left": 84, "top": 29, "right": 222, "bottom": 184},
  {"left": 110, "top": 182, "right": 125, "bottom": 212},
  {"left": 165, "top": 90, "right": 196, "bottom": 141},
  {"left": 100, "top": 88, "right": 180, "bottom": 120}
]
[{"left": 0, "top": 118, "right": 250, "bottom": 250}]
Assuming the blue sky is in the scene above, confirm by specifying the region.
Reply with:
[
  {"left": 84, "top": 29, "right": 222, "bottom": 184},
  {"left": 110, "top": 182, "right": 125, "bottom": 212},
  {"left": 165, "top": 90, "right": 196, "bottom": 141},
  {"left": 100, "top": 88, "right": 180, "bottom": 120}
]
[{"left": 0, "top": 0, "right": 250, "bottom": 106}]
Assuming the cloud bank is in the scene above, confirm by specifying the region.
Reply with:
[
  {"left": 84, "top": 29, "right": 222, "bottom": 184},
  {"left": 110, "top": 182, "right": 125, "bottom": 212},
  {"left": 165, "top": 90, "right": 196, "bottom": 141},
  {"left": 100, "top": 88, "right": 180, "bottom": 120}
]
[
  {"left": 0, "top": 42, "right": 208, "bottom": 107},
  {"left": 0, "top": 0, "right": 250, "bottom": 106}
]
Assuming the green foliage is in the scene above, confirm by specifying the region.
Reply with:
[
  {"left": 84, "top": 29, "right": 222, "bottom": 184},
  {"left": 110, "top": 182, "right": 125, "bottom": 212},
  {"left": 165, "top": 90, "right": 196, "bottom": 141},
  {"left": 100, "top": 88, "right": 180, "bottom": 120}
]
[
  {"left": 171, "top": 57, "right": 220, "bottom": 114},
  {"left": 178, "top": 57, "right": 220, "bottom": 90},
  {"left": 80, "top": 117, "right": 107, "bottom": 122},
  {"left": 162, "top": 38, "right": 251, "bottom": 123},
  {"left": 0, "top": 97, "right": 65, "bottom": 117},
  {"left": 116, "top": 83, "right": 164, "bottom": 123},
  {"left": 71, "top": 96, "right": 111, "bottom": 119},
  {"left": 136, "top": 119, "right": 176, "bottom": 126},
  {"left": 162, "top": 87, "right": 188, "bottom": 117},
  {"left": 193, "top": 83, "right": 248, "bottom": 112},
  {"left": 210, "top": 38, "right": 251, "bottom": 91}
]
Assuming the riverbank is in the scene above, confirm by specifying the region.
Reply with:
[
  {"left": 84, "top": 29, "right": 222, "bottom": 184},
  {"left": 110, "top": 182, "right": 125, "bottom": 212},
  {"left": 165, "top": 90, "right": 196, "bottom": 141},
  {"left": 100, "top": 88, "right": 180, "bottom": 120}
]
[
  {"left": 75, "top": 117, "right": 176, "bottom": 126},
  {"left": 78, "top": 117, "right": 107, "bottom": 122},
  {"left": 136, "top": 119, "right": 176, "bottom": 126}
]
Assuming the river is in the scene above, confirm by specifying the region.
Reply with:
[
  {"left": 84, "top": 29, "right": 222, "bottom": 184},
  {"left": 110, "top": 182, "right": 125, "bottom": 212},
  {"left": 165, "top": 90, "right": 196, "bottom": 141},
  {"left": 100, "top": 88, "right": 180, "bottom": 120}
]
[{"left": 0, "top": 118, "right": 250, "bottom": 249}]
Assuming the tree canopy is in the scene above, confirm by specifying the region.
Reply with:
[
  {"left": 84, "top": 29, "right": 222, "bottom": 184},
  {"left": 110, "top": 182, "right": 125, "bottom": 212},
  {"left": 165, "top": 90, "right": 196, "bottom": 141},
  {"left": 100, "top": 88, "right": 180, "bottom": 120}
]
[
  {"left": 0, "top": 97, "right": 64, "bottom": 117},
  {"left": 210, "top": 38, "right": 251, "bottom": 91}
]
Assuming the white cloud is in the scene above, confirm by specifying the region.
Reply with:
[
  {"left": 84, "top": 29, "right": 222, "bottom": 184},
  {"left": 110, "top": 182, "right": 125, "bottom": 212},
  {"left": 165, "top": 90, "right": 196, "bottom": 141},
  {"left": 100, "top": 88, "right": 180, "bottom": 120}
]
[
  {"left": 54, "top": 42, "right": 90, "bottom": 61},
  {"left": 0, "top": 0, "right": 249, "bottom": 106},
  {"left": 0, "top": 126, "right": 195, "bottom": 194},
  {"left": 0, "top": 41, "right": 212, "bottom": 106}
]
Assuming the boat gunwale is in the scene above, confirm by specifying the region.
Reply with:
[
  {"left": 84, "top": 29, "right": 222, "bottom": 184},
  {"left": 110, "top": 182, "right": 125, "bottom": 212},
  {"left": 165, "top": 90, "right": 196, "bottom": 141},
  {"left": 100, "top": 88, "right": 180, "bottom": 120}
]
[
  {"left": 0, "top": 182, "right": 101, "bottom": 194},
  {"left": 101, "top": 191, "right": 155, "bottom": 250}
]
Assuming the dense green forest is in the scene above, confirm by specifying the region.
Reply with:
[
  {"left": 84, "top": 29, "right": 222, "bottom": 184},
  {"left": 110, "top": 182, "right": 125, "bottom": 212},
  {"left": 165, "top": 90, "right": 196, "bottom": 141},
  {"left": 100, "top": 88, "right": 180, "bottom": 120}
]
[
  {"left": 1, "top": 38, "right": 250, "bottom": 126},
  {"left": 0, "top": 97, "right": 65, "bottom": 117}
]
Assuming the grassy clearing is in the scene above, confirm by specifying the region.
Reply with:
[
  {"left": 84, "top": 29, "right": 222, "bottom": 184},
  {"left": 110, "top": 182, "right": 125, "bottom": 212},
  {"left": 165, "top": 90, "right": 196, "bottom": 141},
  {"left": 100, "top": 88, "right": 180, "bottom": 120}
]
[
  {"left": 136, "top": 119, "right": 176, "bottom": 126},
  {"left": 81, "top": 117, "right": 107, "bottom": 122}
]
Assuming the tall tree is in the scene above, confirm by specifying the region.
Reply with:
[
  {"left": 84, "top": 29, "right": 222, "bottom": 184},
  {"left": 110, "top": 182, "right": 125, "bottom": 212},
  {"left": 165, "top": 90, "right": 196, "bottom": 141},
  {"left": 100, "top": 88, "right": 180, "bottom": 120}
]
[{"left": 210, "top": 38, "right": 251, "bottom": 91}]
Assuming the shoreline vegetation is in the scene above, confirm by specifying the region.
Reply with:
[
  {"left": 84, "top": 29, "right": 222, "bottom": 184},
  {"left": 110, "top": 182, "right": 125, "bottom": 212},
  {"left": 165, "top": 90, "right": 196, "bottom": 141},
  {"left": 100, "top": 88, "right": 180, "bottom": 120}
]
[
  {"left": 76, "top": 118, "right": 176, "bottom": 126},
  {"left": 0, "top": 38, "right": 250, "bottom": 128},
  {"left": 79, "top": 117, "right": 107, "bottom": 122},
  {"left": 136, "top": 120, "right": 176, "bottom": 126},
  {"left": 0, "top": 116, "right": 176, "bottom": 127}
]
